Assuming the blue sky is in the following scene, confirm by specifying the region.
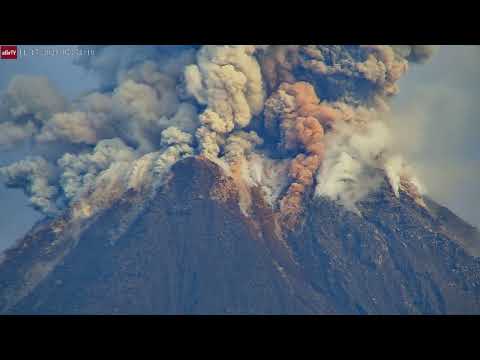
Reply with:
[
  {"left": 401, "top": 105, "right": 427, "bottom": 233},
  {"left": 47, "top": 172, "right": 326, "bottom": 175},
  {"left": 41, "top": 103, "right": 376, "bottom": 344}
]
[{"left": 0, "top": 45, "right": 478, "bottom": 252}]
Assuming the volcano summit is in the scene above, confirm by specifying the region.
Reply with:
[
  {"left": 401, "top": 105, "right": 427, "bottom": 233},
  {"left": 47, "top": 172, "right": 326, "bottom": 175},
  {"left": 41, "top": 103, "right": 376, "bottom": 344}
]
[{"left": 0, "top": 45, "right": 479, "bottom": 314}]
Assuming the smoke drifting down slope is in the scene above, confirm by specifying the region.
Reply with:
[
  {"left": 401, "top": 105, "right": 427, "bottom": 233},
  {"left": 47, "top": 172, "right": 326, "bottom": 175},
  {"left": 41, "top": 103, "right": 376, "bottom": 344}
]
[{"left": 0, "top": 45, "right": 436, "bottom": 229}]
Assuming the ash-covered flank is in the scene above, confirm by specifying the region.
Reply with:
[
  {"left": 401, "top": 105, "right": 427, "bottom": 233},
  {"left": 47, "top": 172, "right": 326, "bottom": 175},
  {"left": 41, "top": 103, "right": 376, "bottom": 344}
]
[{"left": 0, "top": 157, "right": 479, "bottom": 314}]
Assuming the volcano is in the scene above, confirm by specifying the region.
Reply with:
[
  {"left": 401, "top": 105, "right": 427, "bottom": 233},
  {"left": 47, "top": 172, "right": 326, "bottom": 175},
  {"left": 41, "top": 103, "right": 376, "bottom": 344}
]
[{"left": 0, "top": 156, "right": 479, "bottom": 314}]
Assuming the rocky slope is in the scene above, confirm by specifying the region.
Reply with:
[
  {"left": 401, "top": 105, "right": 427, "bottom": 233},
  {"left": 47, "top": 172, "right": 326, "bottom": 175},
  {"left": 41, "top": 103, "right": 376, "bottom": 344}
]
[{"left": 0, "top": 156, "right": 479, "bottom": 314}]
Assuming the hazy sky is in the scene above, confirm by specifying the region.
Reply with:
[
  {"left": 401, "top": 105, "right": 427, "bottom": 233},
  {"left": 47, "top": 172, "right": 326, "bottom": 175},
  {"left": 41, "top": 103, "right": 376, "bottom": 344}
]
[
  {"left": 392, "top": 45, "right": 480, "bottom": 228},
  {"left": 0, "top": 45, "right": 478, "bottom": 252}
]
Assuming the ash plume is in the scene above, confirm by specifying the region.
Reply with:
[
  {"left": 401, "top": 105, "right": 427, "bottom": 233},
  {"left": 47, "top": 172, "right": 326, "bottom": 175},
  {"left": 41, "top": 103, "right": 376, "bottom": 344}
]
[
  {"left": 184, "top": 45, "right": 265, "bottom": 133},
  {"left": 58, "top": 138, "right": 137, "bottom": 202},
  {"left": 0, "top": 157, "right": 59, "bottom": 215},
  {"left": 258, "top": 45, "right": 435, "bottom": 108},
  {"left": 0, "top": 45, "right": 437, "bottom": 230},
  {"left": 263, "top": 81, "right": 340, "bottom": 227},
  {"left": 0, "top": 75, "right": 68, "bottom": 147}
]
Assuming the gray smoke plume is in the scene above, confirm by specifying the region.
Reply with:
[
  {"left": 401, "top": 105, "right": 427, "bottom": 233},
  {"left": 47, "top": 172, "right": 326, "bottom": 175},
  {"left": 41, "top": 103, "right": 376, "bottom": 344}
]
[
  {"left": 0, "top": 45, "right": 437, "bottom": 227},
  {"left": 0, "top": 75, "right": 68, "bottom": 148},
  {"left": 258, "top": 45, "right": 436, "bottom": 108},
  {"left": 58, "top": 138, "right": 136, "bottom": 201},
  {"left": 2, "top": 75, "right": 68, "bottom": 123},
  {"left": 0, "top": 156, "right": 59, "bottom": 215}
]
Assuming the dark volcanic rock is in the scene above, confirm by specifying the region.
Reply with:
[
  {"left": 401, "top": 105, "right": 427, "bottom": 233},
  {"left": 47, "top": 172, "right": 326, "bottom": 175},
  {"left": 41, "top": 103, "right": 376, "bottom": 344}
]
[
  {"left": 289, "top": 182, "right": 480, "bottom": 314},
  {"left": 0, "top": 156, "right": 479, "bottom": 314}
]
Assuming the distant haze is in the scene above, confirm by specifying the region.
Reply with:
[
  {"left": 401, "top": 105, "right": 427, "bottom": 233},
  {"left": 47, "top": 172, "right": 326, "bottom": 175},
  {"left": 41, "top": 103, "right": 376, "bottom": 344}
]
[{"left": 392, "top": 45, "right": 480, "bottom": 228}]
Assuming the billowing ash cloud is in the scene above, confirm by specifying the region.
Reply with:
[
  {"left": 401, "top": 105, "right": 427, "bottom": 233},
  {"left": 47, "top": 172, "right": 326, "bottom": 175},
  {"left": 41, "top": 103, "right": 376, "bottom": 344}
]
[
  {"left": 392, "top": 45, "right": 439, "bottom": 64},
  {"left": 0, "top": 157, "right": 59, "bottom": 215},
  {"left": 58, "top": 138, "right": 136, "bottom": 201},
  {"left": 0, "top": 45, "right": 437, "bottom": 230},
  {"left": 0, "top": 75, "right": 68, "bottom": 147},
  {"left": 258, "top": 45, "right": 435, "bottom": 109},
  {"left": 183, "top": 45, "right": 266, "bottom": 165},
  {"left": 74, "top": 46, "right": 198, "bottom": 90},
  {"left": 37, "top": 57, "right": 197, "bottom": 152},
  {"left": 2, "top": 75, "right": 68, "bottom": 122},
  {"left": 263, "top": 81, "right": 340, "bottom": 226},
  {"left": 185, "top": 45, "right": 265, "bottom": 132}
]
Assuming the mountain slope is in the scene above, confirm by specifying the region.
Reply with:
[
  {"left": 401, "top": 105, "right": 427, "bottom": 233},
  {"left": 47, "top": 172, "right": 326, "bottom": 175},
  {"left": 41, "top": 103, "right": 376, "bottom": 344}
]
[{"left": 0, "top": 157, "right": 479, "bottom": 314}]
